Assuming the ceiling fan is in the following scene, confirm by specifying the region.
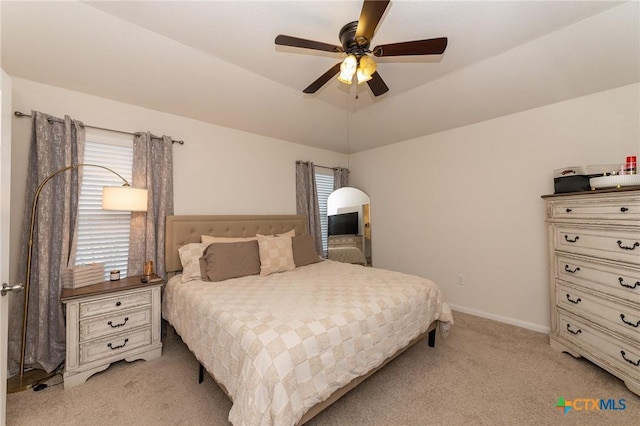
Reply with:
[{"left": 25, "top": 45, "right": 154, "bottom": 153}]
[{"left": 275, "top": 0, "right": 448, "bottom": 97}]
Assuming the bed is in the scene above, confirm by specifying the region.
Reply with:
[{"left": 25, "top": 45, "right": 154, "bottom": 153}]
[{"left": 162, "top": 215, "right": 453, "bottom": 425}]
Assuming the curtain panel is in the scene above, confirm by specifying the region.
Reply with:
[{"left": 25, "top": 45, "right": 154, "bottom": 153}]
[
  {"left": 333, "top": 167, "right": 350, "bottom": 190},
  {"left": 8, "top": 112, "right": 85, "bottom": 374},
  {"left": 295, "top": 161, "right": 323, "bottom": 255},
  {"left": 127, "top": 133, "right": 174, "bottom": 279}
]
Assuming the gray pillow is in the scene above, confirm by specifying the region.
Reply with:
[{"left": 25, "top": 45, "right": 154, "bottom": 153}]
[
  {"left": 292, "top": 235, "right": 321, "bottom": 267},
  {"left": 199, "top": 240, "right": 261, "bottom": 282}
]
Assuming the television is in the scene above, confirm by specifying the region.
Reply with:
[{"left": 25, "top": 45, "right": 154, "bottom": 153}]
[{"left": 328, "top": 211, "right": 358, "bottom": 236}]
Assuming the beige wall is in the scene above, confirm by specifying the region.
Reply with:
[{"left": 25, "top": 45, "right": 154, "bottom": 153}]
[
  {"left": 349, "top": 83, "right": 640, "bottom": 332},
  {"left": 9, "top": 78, "right": 347, "bottom": 283}
]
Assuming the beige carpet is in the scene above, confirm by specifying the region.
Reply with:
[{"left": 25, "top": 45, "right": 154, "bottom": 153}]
[{"left": 6, "top": 311, "right": 639, "bottom": 425}]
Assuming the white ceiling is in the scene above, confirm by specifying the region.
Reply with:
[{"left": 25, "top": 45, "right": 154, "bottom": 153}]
[{"left": 1, "top": 1, "right": 638, "bottom": 153}]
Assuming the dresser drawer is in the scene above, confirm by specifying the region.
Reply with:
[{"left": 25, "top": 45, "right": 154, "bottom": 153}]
[
  {"left": 558, "top": 312, "right": 640, "bottom": 381},
  {"left": 80, "top": 327, "right": 152, "bottom": 365},
  {"left": 79, "top": 289, "right": 152, "bottom": 319},
  {"left": 557, "top": 283, "right": 640, "bottom": 340},
  {"left": 79, "top": 306, "right": 152, "bottom": 342},
  {"left": 556, "top": 254, "right": 640, "bottom": 300},
  {"left": 555, "top": 226, "right": 640, "bottom": 265},
  {"left": 552, "top": 197, "right": 640, "bottom": 221}
]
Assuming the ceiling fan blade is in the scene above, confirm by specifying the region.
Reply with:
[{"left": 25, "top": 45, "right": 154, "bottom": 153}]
[
  {"left": 366, "top": 71, "right": 389, "bottom": 97},
  {"left": 355, "top": 0, "right": 390, "bottom": 45},
  {"left": 303, "top": 63, "right": 342, "bottom": 94},
  {"left": 373, "top": 37, "right": 448, "bottom": 57},
  {"left": 275, "top": 35, "right": 342, "bottom": 53}
]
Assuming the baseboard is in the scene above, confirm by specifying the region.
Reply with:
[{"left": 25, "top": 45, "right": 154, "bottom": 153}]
[{"left": 449, "top": 304, "right": 551, "bottom": 334}]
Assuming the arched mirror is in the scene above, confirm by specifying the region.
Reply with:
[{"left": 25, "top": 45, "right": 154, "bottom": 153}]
[{"left": 327, "top": 187, "right": 371, "bottom": 266}]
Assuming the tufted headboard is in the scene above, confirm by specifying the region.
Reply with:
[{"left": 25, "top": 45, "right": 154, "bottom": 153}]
[{"left": 164, "top": 215, "right": 307, "bottom": 273}]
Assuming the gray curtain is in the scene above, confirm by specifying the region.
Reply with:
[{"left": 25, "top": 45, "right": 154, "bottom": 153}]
[
  {"left": 333, "top": 167, "right": 350, "bottom": 190},
  {"left": 295, "top": 161, "right": 322, "bottom": 255},
  {"left": 8, "top": 112, "right": 85, "bottom": 374},
  {"left": 127, "top": 133, "right": 174, "bottom": 279}
]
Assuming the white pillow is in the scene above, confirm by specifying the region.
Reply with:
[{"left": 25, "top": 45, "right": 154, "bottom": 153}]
[
  {"left": 178, "top": 243, "right": 208, "bottom": 282},
  {"left": 256, "top": 234, "right": 295, "bottom": 276}
]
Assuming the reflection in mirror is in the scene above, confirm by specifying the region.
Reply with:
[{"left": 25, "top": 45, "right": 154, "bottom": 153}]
[{"left": 327, "top": 187, "right": 371, "bottom": 266}]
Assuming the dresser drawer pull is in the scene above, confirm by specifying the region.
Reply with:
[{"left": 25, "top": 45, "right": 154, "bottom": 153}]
[
  {"left": 566, "top": 324, "right": 582, "bottom": 335},
  {"left": 107, "top": 338, "right": 129, "bottom": 350},
  {"left": 620, "top": 314, "right": 640, "bottom": 328},
  {"left": 107, "top": 317, "right": 129, "bottom": 328},
  {"left": 115, "top": 301, "right": 122, "bottom": 307},
  {"left": 564, "top": 265, "right": 580, "bottom": 274},
  {"left": 565, "top": 208, "right": 572, "bottom": 213},
  {"left": 566, "top": 294, "right": 581, "bottom": 304},
  {"left": 619, "top": 278, "right": 640, "bottom": 289},
  {"left": 620, "top": 207, "right": 629, "bottom": 212},
  {"left": 617, "top": 240, "right": 639, "bottom": 251},
  {"left": 620, "top": 351, "right": 640, "bottom": 367},
  {"left": 564, "top": 235, "right": 579, "bottom": 243}
]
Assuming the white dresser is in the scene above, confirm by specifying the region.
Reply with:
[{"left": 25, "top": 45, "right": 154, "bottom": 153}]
[
  {"left": 61, "top": 275, "right": 163, "bottom": 388},
  {"left": 543, "top": 188, "right": 640, "bottom": 395}
]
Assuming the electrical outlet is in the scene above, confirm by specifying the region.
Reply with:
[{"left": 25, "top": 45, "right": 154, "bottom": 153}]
[{"left": 456, "top": 274, "right": 464, "bottom": 285}]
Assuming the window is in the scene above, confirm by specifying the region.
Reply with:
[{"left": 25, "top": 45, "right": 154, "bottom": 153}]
[
  {"left": 75, "top": 130, "right": 134, "bottom": 280},
  {"left": 314, "top": 169, "right": 334, "bottom": 255}
]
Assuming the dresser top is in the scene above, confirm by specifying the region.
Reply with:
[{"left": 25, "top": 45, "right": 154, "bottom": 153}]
[{"left": 541, "top": 185, "right": 640, "bottom": 200}]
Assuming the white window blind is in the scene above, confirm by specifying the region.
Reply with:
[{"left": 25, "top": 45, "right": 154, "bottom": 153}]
[
  {"left": 315, "top": 170, "right": 334, "bottom": 255},
  {"left": 75, "top": 131, "right": 133, "bottom": 280}
]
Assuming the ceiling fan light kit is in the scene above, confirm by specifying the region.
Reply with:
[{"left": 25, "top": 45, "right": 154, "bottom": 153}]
[{"left": 274, "top": 0, "right": 448, "bottom": 97}]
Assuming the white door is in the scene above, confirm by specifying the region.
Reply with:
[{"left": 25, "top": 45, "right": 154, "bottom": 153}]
[{"left": 0, "top": 68, "right": 15, "bottom": 426}]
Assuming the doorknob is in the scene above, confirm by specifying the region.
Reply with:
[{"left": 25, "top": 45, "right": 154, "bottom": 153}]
[{"left": 1, "top": 282, "right": 24, "bottom": 296}]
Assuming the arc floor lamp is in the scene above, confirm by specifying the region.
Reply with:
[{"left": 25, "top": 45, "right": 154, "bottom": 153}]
[{"left": 7, "top": 163, "right": 147, "bottom": 393}]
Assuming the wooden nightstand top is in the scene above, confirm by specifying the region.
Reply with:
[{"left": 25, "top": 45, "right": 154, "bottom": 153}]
[{"left": 61, "top": 274, "right": 164, "bottom": 302}]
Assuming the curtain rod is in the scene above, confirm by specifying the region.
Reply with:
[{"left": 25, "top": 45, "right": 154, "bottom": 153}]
[
  {"left": 296, "top": 161, "right": 348, "bottom": 172},
  {"left": 14, "top": 111, "right": 185, "bottom": 145}
]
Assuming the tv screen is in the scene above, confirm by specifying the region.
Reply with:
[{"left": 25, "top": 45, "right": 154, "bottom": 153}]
[{"left": 328, "top": 212, "right": 358, "bottom": 236}]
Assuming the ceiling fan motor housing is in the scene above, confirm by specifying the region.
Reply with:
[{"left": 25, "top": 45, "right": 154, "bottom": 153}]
[{"left": 339, "top": 21, "right": 369, "bottom": 57}]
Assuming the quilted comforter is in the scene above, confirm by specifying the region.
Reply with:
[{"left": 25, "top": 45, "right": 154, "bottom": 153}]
[{"left": 163, "top": 260, "right": 453, "bottom": 426}]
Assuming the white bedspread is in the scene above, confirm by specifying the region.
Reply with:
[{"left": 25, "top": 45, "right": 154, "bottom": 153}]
[{"left": 163, "top": 260, "right": 453, "bottom": 426}]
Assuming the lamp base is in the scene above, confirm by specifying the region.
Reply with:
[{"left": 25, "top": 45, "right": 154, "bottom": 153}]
[{"left": 7, "top": 368, "right": 56, "bottom": 393}]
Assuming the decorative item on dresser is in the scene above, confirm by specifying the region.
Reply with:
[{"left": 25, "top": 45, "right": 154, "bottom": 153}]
[
  {"left": 60, "top": 274, "right": 163, "bottom": 388},
  {"left": 542, "top": 187, "right": 640, "bottom": 396}
]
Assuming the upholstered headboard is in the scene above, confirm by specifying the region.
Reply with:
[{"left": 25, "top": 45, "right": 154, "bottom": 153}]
[{"left": 164, "top": 215, "right": 307, "bottom": 273}]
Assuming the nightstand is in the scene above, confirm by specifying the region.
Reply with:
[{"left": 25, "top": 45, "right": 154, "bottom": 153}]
[{"left": 61, "top": 274, "right": 163, "bottom": 388}]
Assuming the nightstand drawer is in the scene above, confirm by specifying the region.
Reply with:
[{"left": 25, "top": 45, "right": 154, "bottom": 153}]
[
  {"left": 79, "top": 289, "right": 152, "bottom": 319},
  {"left": 80, "top": 327, "right": 152, "bottom": 365},
  {"left": 79, "top": 306, "right": 152, "bottom": 342}
]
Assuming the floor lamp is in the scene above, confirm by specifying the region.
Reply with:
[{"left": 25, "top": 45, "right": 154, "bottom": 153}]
[{"left": 7, "top": 163, "right": 147, "bottom": 393}]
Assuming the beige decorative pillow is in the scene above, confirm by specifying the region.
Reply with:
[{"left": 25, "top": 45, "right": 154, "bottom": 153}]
[
  {"left": 201, "top": 235, "right": 257, "bottom": 244},
  {"left": 256, "top": 234, "right": 295, "bottom": 276},
  {"left": 200, "top": 241, "right": 260, "bottom": 282},
  {"left": 276, "top": 229, "right": 295, "bottom": 237},
  {"left": 178, "top": 243, "right": 208, "bottom": 282},
  {"left": 291, "top": 235, "right": 321, "bottom": 267}
]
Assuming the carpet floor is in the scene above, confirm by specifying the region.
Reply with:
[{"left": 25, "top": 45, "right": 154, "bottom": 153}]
[{"left": 6, "top": 311, "right": 639, "bottom": 425}]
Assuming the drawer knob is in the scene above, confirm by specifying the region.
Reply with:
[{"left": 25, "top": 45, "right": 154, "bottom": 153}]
[
  {"left": 107, "top": 317, "right": 129, "bottom": 328},
  {"left": 564, "top": 265, "right": 580, "bottom": 274},
  {"left": 565, "top": 208, "right": 572, "bottom": 213},
  {"left": 566, "top": 294, "right": 581, "bottom": 304},
  {"left": 620, "top": 350, "right": 640, "bottom": 367},
  {"left": 617, "top": 240, "right": 639, "bottom": 251},
  {"left": 115, "top": 301, "right": 122, "bottom": 307},
  {"left": 107, "top": 338, "right": 129, "bottom": 351},
  {"left": 566, "top": 324, "right": 582, "bottom": 335},
  {"left": 564, "top": 235, "right": 579, "bottom": 243},
  {"left": 620, "top": 314, "right": 640, "bottom": 328},
  {"left": 620, "top": 207, "right": 629, "bottom": 212},
  {"left": 619, "top": 277, "right": 640, "bottom": 289}
]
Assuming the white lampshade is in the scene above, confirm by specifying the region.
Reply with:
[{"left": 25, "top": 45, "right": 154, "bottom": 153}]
[
  {"left": 337, "top": 55, "right": 357, "bottom": 85},
  {"left": 102, "top": 186, "right": 148, "bottom": 212},
  {"left": 357, "top": 55, "right": 377, "bottom": 84}
]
